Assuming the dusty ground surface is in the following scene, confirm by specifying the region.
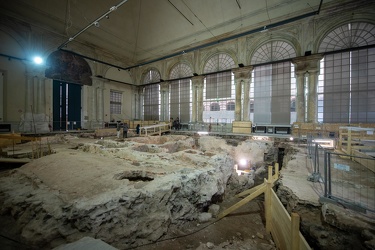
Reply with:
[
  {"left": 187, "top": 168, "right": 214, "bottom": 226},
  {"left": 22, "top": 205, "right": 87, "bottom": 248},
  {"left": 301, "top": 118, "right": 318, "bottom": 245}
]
[{"left": 1, "top": 132, "right": 374, "bottom": 250}]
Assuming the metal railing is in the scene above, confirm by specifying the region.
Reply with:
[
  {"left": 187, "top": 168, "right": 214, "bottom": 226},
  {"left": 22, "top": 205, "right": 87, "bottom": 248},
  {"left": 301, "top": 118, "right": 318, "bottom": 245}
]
[{"left": 307, "top": 134, "right": 375, "bottom": 213}]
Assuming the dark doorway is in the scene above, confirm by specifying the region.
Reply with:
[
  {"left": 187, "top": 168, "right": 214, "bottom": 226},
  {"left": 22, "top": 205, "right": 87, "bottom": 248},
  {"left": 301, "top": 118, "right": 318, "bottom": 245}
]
[{"left": 53, "top": 80, "right": 81, "bottom": 131}]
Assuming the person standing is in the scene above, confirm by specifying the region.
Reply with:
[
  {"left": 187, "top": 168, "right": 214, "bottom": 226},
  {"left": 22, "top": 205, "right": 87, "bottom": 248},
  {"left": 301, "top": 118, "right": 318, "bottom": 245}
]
[
  {"left": 116, "top": 121, "right": 122, "bottom": 138},
  {"left": 136, "top": 124, "right": 140, "bottom": 135},
  {"left": 123, "top": 123, "right": 129, "bottom": 138}
]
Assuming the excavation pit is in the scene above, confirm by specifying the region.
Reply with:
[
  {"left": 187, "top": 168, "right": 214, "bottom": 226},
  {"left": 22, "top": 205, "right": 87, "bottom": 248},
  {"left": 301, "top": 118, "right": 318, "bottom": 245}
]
[{"left": 113, "top": 170, "right": 155, "bottom": 182}]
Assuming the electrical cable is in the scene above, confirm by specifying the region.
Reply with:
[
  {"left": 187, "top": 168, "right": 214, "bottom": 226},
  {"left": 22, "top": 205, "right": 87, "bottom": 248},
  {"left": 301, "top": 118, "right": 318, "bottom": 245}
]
[
  {"left": 265, "top": 0, "right": 272, "bottom": 24},
  {"left": 125, "top": 200, "right": 263, "bottom": 250},
  {"left": 168, "top": 0, "right": 194, "bottom": 26},
  {"left": 181, "top": 0, "right": 217, "bottom": 40},
  {"left": 125, "top": 216, "right": 225, "bottom": 249}
]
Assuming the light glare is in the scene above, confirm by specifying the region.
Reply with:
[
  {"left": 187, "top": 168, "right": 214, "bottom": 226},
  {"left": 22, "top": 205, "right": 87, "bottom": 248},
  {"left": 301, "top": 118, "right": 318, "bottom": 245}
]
[
  {"left": 239, "top": 159, "right": 247, "bottom": 166},
  {"left": 33, "top": 56, "right": 43, "bottom": 64}
]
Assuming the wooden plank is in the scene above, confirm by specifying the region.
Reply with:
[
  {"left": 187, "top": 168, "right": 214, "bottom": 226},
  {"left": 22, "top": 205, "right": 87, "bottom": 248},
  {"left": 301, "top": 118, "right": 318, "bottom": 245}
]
[
  {"left": 0, "top": 158, "right": 31, "bottom": 163},
  {"left": 291, "top": 213, "right": 300, "bottom": 250},
  {"left": 217, "top": 184, "right": 266, "bottom": 219},
  {"left": 232, "top": 121, "right": 252, "bottom": 127},
  {"left": 232, "top": 127, "right": 252, "bottom": 134},
  {"left": 236, "top": 183, "right": 264, "bottom": 198},
  {"left": 264, "top": 165, "right": 273, "bottom": 233},
  {"left": 265, "top": 181, "right": 272, "bottom": 233},
  {"left": 0, "top": 134, "right": 40, "bottom": 141},
  {"left": 271, "top": 216, "right": 287, "bottom": 250}
]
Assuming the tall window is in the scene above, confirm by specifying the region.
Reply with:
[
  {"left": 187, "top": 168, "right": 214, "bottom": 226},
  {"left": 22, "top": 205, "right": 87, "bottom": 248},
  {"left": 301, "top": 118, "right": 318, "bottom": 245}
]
[
  {"left": 203, "top": 53, "right": 236, "bottom": 123},
  {"left": 169, "top": 63, "right": 193, "bottom": 122},
  {"left": 143, "top": 69, "right": 161, "bottom": 120},
  {"left": 317, "top": 22, "right": 375, "bottom": 123},
  {"left": 250, "top": 41, "right": 297, "bottom": 125},
  {"left": 110, "top": 90, "right": 122, "bottom": 114}
]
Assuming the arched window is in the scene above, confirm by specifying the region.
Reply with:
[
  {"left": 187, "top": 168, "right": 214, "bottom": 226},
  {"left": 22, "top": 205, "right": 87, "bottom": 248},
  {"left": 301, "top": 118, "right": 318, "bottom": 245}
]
[
  {"left": 318, "top": 22, "right": 375, "bottom": 53},
  {"left": 204, "top": 53, "right": 236, "bottom": 73},
  {"left": 143, "top": 69, "right": 161, "bottom": 84},
  {"left": 317, "top": 22, "right": 375, "bottom": 123},
  {"left": 170, "top": 63, "right": 193, "bottom": 79},
  {"left": 251, "top": 40, "right": 296, "bottom": 65},
  {"left": 203, "top": 53, "right": 236, "bottom": 123},
  {"left": 143, "top": 69, "right": 161, "bottom": 120},
  {"left": 250, "top": 41, "right": 296, "bottom": 125},
  {"left": 169, "top": 63, "right": 193, "bottom": 122}
]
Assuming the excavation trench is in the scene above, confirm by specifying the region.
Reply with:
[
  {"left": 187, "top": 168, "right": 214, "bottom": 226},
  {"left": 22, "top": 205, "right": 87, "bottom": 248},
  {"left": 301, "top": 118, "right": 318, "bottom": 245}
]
[{"left": 2, "top": 134, "right": 369, "bottom": 250}]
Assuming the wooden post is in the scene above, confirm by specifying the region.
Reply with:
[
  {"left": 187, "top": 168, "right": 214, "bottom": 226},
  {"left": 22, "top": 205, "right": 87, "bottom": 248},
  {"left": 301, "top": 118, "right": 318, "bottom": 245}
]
[
  {"left": 217, "top": 183, "right": 266, "bottom": 219},
  {"left": 236, "top": 183, "right": 264, "bottom": 198},
  {"left": 274, "top": 163, "right": 279, "bottom": 180},
  {"left": 347, "top": 129, "right": 352, "bottom": 158},
  {"left": 265, "top": 165, "right": 273, "bottom": 233},
  {"left": 291, "top": 212, "right": 300, "bottom": 250}
]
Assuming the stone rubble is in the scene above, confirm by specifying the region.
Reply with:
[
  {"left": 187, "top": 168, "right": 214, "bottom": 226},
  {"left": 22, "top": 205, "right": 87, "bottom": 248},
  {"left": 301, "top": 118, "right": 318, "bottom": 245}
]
[{"left": 0, "top": 135, "right": 273, "bottom": 249}]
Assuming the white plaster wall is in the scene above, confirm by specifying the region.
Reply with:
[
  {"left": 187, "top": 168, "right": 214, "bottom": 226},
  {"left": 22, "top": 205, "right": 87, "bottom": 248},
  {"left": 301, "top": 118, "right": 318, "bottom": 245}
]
[{"left": 0, "top": 30, "right": 26, "bottom": 130}]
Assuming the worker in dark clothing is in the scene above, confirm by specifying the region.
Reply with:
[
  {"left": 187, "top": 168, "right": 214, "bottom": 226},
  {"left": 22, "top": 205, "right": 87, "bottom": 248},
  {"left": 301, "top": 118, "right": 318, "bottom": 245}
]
[
  {"left": 123, "top": 123, "right": 129, "bottom": 138},
  {"left": 136, "top": 124, "right": 140, "bottom": 135}
]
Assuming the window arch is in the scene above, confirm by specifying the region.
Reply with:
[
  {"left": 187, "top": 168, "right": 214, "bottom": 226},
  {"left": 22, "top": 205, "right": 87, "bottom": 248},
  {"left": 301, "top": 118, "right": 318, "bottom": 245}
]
[
  {"left": 169, "top": 63, "right": 193, "bottom": 79},
  {"left": 169, "top": 63, "right": 192, "bottom": 122},
  {"left": 317, "top": 22, "right": 375, "bottom": 123},
  {"left": 143, "top": 69, "right": 161, "bottom": 84},
  {"left": 202, "top": 53, "right": 236, "bottom": 123},
  {"left": 203, "top": 53, "right": 236, "bottom": 74},
  {"left": 318, "top": 22, "right": 375, "bottom": 53},
  {"left": 142, "top": 69, "right": 160, "bottom": 120},
  {"left": 250, "top": 41, "right": 296, "bottom": 125},
  {"left": 251, "top": 41, "right": 296, "bottom": 65}
]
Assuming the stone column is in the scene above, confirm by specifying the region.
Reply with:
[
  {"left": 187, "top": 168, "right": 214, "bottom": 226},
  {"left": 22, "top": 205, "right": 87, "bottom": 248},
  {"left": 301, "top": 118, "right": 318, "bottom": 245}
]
[
  {"left": 192, "top": 76, "right": 205, "bottom": 122},
  {"left": 91, "top": 77, "right": 107, "bottom": 128},
  {"left": 96, "top": 81, "right": 104, "bottom": 125},
  {"left": 292, "top": 54, "right": 323, "bottom": 124},
  {"left": 132, "top": 86, "right": 139, "bottom": 120},
  {"left": 243, "top": 78, "right": 251, "bottom": 121},
  {"left": 234, "top": 79, "right": 242, "bottom": 121},
  {"left": 232, "top": 66, "right": 253, "bottom": 121},
  {"left": 191, "top": 76, "right": 204, "bottom": 122},
  {"left": 295, "top": 71, "right": 306, "bottom": 123},
  {"left": 160, "top": 82, "right": 169, "bottom": 122},
  {"left": 191, "top": 82, "right": 197, "bottom": 123},
  {"left": 91, "top": 82, "right": 97, "bottom": 125},
  {"left": 36, "top": 75, "right": 46, "bottom": 114},
  {"left": 307, "top": 70, "right": 319, "bottom": 123},
  {"left": 139, "top": 86, "right": 145, "bottom": 121},
  {"left": 25, "top": 73, "right": 35, "bottom": 115}
]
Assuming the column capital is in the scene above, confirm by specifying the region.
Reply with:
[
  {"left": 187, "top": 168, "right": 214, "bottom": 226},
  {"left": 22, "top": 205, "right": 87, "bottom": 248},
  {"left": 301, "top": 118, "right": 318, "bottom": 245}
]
[
  {"left": 192, "top": 75, "right": 204, "bottom": 88},
  {"left": 160, "top": 82, "right": 169, "bottom": 92},
  {"left": 292, "top": 54, "right": 324, "bottom": 74},
  {"left": 232, "top": 66, "right": 253, "bottom": 79}
]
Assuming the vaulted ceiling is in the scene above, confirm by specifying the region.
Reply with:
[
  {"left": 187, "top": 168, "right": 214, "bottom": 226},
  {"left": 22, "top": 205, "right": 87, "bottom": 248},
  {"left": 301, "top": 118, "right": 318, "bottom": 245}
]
[{"left": 1, "top": 0, "right": 329, "bottom": 68}]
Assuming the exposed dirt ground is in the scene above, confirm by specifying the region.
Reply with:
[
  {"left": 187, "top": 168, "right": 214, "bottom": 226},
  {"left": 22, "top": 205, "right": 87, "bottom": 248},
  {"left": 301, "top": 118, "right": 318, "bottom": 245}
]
[
  {"left": 1, "top": 132, "right": 374, "bottom": 250},
  {"left": 133, "top": 196, "right": 275, "bottom": 250}
]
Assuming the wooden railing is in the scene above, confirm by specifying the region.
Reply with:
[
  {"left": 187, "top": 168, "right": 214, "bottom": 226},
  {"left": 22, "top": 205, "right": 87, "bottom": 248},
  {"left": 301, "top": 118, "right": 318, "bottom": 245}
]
[
  {"left": 217, "top": 164, "right": 311, "bottom": 250},
  {"left": 140, "top": 123, "right": 171, "bottom": 136}
]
